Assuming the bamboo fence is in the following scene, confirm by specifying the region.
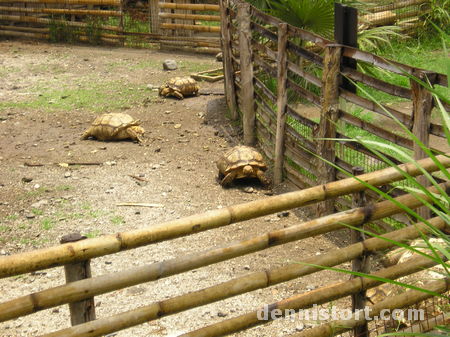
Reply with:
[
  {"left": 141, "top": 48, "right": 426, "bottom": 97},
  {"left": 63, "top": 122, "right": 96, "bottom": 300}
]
[{"left": 221, "top": 0, "right": 449, "bottom": 221}]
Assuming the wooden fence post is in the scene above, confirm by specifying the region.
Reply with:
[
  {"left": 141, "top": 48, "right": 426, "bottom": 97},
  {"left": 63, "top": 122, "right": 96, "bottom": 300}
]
[
  {"left": 410, "top": 70, "right": 437, "bottom": 220},
  {"left": 316, "top": 44, "right": 342, "bottom": 216},
  {"left": 149, "top": 0, "right": 160, "bottom": 34},
  {"left": 350, "top": 166, "right": 370, "bottom": 337},
  {"left": 237, "top": 2, "right": 255, "bottom": 146},
  {"left": 273, "top": 23, "right": 288, "bottom": 185},
  {"left": 219, "top": 0, "right": 238, "bottom": 120},
  {"left": 60, "top": 233, "right": 96, "bottom": 326}
]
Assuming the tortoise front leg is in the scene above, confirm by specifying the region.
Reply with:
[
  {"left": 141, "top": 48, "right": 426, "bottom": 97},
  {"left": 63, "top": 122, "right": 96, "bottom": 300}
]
[
  {"left": 220, "top": 171, "right": 237, "bottom": 187},
  {"left": 111, "top": 120, "right": 141, "bottom": 138},
  {"left": 126, "top": 128, "right": 144, "bottom": 143},
  {"left": 256, "top": 169, "right": 271, "bottom": 186},
  {"left": 173, "top": 90, "right": 184, "bottom": 100},
  {"left": 80, "top": 129, "right": 92, "bottom": 140}
]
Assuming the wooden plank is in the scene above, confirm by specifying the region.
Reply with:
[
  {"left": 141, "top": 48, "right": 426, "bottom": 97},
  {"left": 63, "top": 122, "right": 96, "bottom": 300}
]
[
  {"left": 274, "top": 23, "right": 288, "bottom": 184},
  {"left": 250, "top": 4, "right": 282, "bottom": 26},
  {"left": 287, "top": 23, "right": 331, "bottom": 47},
  {"left": 0, "top": 0, "right": 119, "bottom": 3},
  {"left": 367, "top": 0, "right": 428, "bottom": 13},
  {"left": 341, "top": 66, "right": 411, "bottom": 99},
  {"left": 284, "top": 142, "right": 317, "bottom": 174},
  {"left": 285, "top": 165, "right": 316, "bottom": 189},
  {"left": 254, "top": 91, "right": 276, "bottom": 122},
  {"left": 339, "top": 110, "right": 414, "bottom": 149},
  {"left": 286, "top": 106, "right": 319, "bottom": 129},
  {"left": 253, "top": 53, "right": 276, "bottom": 77},
  {"left": 251, "top": 38, "right": 277, "bottom": 63},
  {"left": 340, "top": 89, "right": 411, "bottom": 127},
  {"left": 251, "top": 21, "right": 278, "bottom": 44},
  {"left": 149, "top": 0, "right": 160, "bottom": 34},
  {"left": 287, "top": 60, "right": 322, "bottom": 88},
  {"left": 220, "top": 0, "right": 238, "bottom": 120},
  {"left": 254, "top": 76, "right": 277, "bottom": 104},
  {"left": 287, "top": 40, "right": 323, "bottom": 66},
  {"left": 285, "top": 124, "right": 316, "bottom": 153},
  {"left": 286, "top": 78, "right": 321, "bottom": 106},
  {"left": 316, "top": 45, "right": 342, "bottom": 215},
  {"left": 430, "top": 123, "right": 446, "bottom": 138}
]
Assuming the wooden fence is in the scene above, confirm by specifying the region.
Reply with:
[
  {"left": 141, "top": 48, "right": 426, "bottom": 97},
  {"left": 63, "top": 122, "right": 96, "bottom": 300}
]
[
  {"left": 220, "top": 0, "right": 449, "bottom": 228},
  {"left": 0, "top": 155, "right": 449, "bottom": 336}
]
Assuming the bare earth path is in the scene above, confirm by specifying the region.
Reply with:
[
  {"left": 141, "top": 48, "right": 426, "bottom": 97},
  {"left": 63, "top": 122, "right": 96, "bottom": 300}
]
[{"left": 0, "top": 40, "right": 348, "bottom": 337}]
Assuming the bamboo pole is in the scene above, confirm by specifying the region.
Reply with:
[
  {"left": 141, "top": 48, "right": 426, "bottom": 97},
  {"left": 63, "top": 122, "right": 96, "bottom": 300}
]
[
  {"left": 367, "top": 0, "right": 428, "bottom": 13},
  {"left": 273, "top": 22, "right": 288, "bottom": 185},
  {"left": 0, "top": 30, "right": 48, "bottom": 39},
  {"left": 290, "top": 278, "right": 449, "bottom": 337},
  {"left": 159, "top": 3, "right": 219, "bottom": 11},
  {"left": 316, "top": 44, "right": 342, "bottom": 215},
  {"left": 180, "top": 258, "right": 446, "bottom": 337},
  {"left": 1, "top": 183, "right": 446, "bottom": 323},
  {"left": 238, "top": 2, "right": 256, "bottom": 146},
  {"left": 159, "top": 12, "right": 220, "bottom": 22},
  {"left": 411, "top": 70, "right": 437, "bottom": 220},
  {"left": 0, "top": 154, "right": 449, "bottom": 278},
  {"left": 0, "top": 0, "right": 120, "bottom": 4},
  {"left": 0, "top": 6, "right": 122, "bottom": 16},
  {"left": 220, "top": 0, "right": 238, "bottom": 120},
  {"left": 42, "top": 254, "right": 438, "bottom": 337},
  {"left": 160, "top": 23, "right": 220, "bottom": 33},
  {"left": 149, "top": 0, "right": 160, "bottom": 34}
]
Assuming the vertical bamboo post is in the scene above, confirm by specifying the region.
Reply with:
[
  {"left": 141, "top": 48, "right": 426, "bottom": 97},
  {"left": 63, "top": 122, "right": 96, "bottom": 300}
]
[
  {"left": 237, "top": 2, "right": 255, "bottom": 146},
  {"left": 149, "top": 0, "right": 160, "bottom": 34},
  {"left": 219, "top": 0, "right": 237, "bottom": 120},
  {"left": 410, "top": 70, "right": 436, "bottom": 220},
  {"left": 350, "top": 166, "right": 369, "bottom": 337},
  {"left": 60, "top": 233, "right": 96, "bottom": 326},
  {"left": 274, "top": 23, "right": 288, "bottom": 185},
  {"left": 316, "top": 44, "right": 342, "bottom": 216}
]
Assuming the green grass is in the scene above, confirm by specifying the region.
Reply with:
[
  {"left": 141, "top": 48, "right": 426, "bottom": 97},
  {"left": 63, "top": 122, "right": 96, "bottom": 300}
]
[
  {"left": 110, "top": 215, "right": 125, "bottom": 225},
  {"left": 31, "top": 208, "right": 44, "bottom": 216},
  {"left": 0, "top": 81, "right": 150, "bottom": 113},
  {"left": 85, "top": 230, "right": 101, "bottom": 238},
  {"left": 41, "top": 218, "right": 55, "bottom": 230}
]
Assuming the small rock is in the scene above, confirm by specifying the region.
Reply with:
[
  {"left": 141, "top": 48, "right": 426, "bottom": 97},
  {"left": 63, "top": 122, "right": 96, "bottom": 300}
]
[
  {"left": 243, "top": 265, "right": 250, "bottom": 270},
  {"left": 21, "top": 177, "right": 33, "bottom": 183},
  {"left": 296, "top": 323, "right": 305, "bottom": 331},
  {"left": 217, "top": 311, "right": 227, "bottom": 317},
  {"left": 163, "top": 59, "right": 177, "bottom": 71},
  {"left": 104, "top": 161, "right": 117, "bottom": 166},
  {"left": 277, "top": 211, "right": 290, "bottom": 218},
  {"left": 146, "top": 84, "right": 156, "bottom": 90},
  {"left": 215, "top": 52, "right": 223, "bottom": 62},
  {"left": 243, "top": 187, "right": 254, "bottom": 193},
  {"left": 33, "top": 184, "right": 40, "bottom": 189},
  {"left": 31, "top": 199, "right": 48, "bottom": 208},
  {"left": 135, "top": 211, "right": 141, "bottom": 215},
  {"left": 154, "top": 147, "right": 161, "bottom": 153},
  {"left": 152, "top": 164, "right": 160, "bottom": 170},
  {"left": 264, "top": 190, "right": 274, "bottom": 196},
  {"left": 0, "top": 250, "right": 7, "bottom": 255},
  {"left": 306, "top": 285, "right": 316, "bottom": 291},
  {"left": 52, "top": 308, "right": 60, "bottom": 314},
  {"left": 64, "top": 172, "right": 71, "bottom": 178},
  {"left": 25, "top": 213, "right": 35, "bottom": 219},
  {"left": 105, "top": 261, "right": 112, "bottom": 265},
  {"left": 174, "top": 123, "right": 182, "bottom": 129}
]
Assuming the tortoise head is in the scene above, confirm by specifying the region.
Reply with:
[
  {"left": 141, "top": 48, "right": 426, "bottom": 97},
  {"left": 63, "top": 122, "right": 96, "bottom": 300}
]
[
  {"left": 159, "top": 86, "right": 170, "bottom": 96},
  {"left": 242, "top": 165, "right": 254, "bottom": 176},
  {"left": 130, "top": 125, "right": 145, "bottom": 135}
]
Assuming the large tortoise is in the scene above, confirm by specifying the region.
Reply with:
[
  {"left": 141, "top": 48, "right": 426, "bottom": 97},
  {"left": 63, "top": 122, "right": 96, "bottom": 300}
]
[
  {"left": 81, "top": 113, "right": 145, "bottom": 143},
  {"left": 216, "top": 146, "right": 270, "bottom": 187},
  {"left": 159, "top": 76, "right": 199, "bottom": 99}
]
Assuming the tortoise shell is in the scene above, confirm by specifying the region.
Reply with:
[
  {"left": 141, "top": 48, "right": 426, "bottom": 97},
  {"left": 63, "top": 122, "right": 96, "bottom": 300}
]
[
  {"left": 81, "top": 113, "right": 144, "bottom": 142},
  {"left": 159, "top": 76, "right": 199, "bottom": 99},
  {"left": 217, "top": 146, "right": 267, "bottom": 175}
]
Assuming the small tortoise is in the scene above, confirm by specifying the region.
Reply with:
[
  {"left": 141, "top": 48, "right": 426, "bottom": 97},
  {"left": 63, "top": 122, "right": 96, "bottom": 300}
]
[
  {"left": 159, "top": 76, "right": 199, "bottom": 99},
  {"left": 81, "top": 113, "right": 145, "bottom": 143},
  {"left": 216, "top": 146, "right": 270, "bottom": 187}
]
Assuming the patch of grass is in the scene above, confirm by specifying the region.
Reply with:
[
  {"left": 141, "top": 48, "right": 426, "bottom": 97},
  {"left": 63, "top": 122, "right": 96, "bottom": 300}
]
[
  {"left": 0, "top": 225, "right": 10, "bottom": 233},
  {"left": 85, "top": 230, "right": 101, "bottom": 238},
  {"left": 41, "top": 218, "right": 55, "bottom": 230},
  {"left": 0, "top": 81, "right": 149, "bottom": 113},
  {"left": 56, "top": 184, "right": 72, "bottom": 191},
  {"left": 179, "top": 61, "right": 216, "bottom": 73},
  {"left": 20, "top": 187, "right": 49, "bottom": 199},
  {"left": 31, "top": 208, "right": 44, "bottom": 216},
  {"left": 110, "top": 215, "right": 125, "bottom": 225},
  {"left": 5, "top": 214, "right": 18, "bottom": 221}
]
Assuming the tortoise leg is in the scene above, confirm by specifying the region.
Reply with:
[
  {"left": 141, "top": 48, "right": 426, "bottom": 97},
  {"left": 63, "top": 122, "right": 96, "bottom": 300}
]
[
  {"left": 80, "top": 129, "right": 92, "bottom": 140},
  {"left": 220, "top": 171, "right": 237, "bottom": 187},
  {"left": 256, "top": 169, "right": 271, "bottom": 186},
  {"left": 111, "top": 120, "right": 140, "bottom": 138},
  {"left": 173, "top": 90, "right": 184, "bottom": 100},
  {"left": 126, "top": 128, "right": 144, "bottom": 143}
]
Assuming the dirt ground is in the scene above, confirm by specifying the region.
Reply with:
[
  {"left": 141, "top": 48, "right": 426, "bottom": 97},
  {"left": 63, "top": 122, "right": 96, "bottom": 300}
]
[{"left": 0, "top": 40, "right": 351, "bottom": 337}]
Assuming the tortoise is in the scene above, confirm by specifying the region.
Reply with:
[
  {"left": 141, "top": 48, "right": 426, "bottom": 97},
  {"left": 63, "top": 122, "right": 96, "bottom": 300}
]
[
  {"left": 216, "top": 145, "right": 270, "bottom": 187},
  {"left": 81, "top": 113, "right": 145, "bottom": 143},
  {"left": 159, "top": 76, "right": 199, "bottom": 99}
]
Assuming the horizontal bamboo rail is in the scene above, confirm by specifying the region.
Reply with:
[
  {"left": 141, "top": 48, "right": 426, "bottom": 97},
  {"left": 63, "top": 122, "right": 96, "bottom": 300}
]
[
  {"left": 159, "top": 3, "right": 219, "bottom": 11},
  {"left": 367, "top": 0, "right": 428, "bottom": 13},
  {"left": 160, "top": 23, "right": 220, "bottom": 33},
  {"left": 290, "top": 278, "right": 450, "bottom": 337},
  {"left": 0, "top": 29, "right": 48, "bottom": 39},
  {"left": 159, "top": 13, "right": 220, "bottom": 22},
  {"left": 0, "top": 6, "right": 122, "bottom": 16},
  {"left": 0, "top": 154, "right": 448, "bottom": 279},
  {"left": 1, "top": 182, "right": 446, "bottom": 323},
  {"left": 0, "top": 0, "right": 119, "bottom": 4},
  {"left": 44, "top": 253, "right": 437, "bottom": 337},
  {"left": 0, "top": 14, "right": 122, "bottom": 32},
  {"left": 180, "top": 255, "right": 445, "bottom": 337}
]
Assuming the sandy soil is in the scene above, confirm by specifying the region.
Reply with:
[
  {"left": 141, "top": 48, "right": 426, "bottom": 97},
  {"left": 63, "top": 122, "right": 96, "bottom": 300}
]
[{"left": 0, "top": 39, "right": 351, "bottom": 337}]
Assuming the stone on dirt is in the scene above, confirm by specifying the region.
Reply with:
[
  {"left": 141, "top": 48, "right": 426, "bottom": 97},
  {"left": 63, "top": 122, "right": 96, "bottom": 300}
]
[{"left": 163, "top": 59, "right": 178, "bottom": 71}]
